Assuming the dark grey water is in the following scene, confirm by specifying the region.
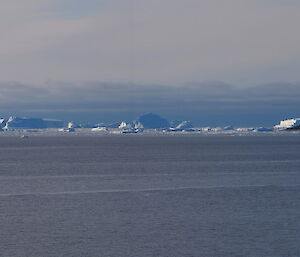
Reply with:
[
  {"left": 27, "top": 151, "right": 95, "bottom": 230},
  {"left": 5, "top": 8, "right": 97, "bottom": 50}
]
[{"left": 1, "top": 135, "right": 300, "bottom": 257}]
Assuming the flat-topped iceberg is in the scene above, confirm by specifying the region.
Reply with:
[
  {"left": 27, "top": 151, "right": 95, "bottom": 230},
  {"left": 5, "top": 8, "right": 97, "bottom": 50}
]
[
  {"left": 4, "top": 116, "right": 64, "bottom": 130},
  {"left": 275, "top": 118, "right": 300, "bottom": 130}
]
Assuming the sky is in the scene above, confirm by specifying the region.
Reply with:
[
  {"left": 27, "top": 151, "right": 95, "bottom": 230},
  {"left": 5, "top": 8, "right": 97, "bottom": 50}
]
[{"left": 0, "top": 0, "right": 300, "bottom": 126}]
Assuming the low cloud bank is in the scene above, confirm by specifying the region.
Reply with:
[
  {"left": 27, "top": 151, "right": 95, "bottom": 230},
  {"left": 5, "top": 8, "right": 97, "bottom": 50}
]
[{"left": 0, "top": 81, "right": 299, "bottom": 126}]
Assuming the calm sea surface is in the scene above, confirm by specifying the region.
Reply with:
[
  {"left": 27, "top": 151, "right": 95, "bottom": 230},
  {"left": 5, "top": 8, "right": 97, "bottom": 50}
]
[{"left": 1, "top": 134, "right": 300, "bottom": 257}]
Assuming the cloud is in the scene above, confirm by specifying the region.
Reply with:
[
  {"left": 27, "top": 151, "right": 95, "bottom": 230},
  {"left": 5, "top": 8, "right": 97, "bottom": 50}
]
[
  {"left": 0, "top": 1, "right": 299, "bottom": 125},
  {"left": 0, "top": 80, "right": 299, "bottom": 126}
]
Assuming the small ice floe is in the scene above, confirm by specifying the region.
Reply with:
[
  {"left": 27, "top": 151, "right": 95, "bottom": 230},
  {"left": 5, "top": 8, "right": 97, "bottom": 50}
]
[
  {"left": 211, "top": 127, "right": 223, "bottom": 132},
  {"left": 20, "top": 135, "right": 29, "bottom": 139},
  {"left": 58, "top": 128, "right": 75, "bottom": 132},
  {"left": 236, "top": 127, "right": 254, "bottom": 132},
  {"left": 91, "top": 127, "right": 108, "bottom": 132},
  {"left": 200, "top": 127, "right": 211, "bottom": 132},
  {"left": 121, "top": 128, "right": 139, "bottom": 134}
]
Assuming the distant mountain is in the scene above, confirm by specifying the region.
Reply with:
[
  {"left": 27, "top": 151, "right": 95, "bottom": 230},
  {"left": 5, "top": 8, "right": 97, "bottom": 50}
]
[{"left": 135, "top": 113, "right": 170, "bottom": 129}]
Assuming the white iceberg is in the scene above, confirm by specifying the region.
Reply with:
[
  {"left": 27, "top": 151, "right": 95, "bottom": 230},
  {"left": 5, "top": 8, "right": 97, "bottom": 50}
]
[{"left": 274, "top": 118, "right": 300, "bottom": 130}]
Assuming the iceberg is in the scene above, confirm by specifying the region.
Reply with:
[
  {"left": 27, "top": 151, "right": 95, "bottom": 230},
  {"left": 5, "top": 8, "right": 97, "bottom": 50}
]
[
  {"left": 211, "top": 127, "right": 223, "bottom": 132},
  {"left": 58, "top": 121, "right": 77, "bottom": 132},
  {"left": 223, "top": 126, "right": 234, "bottom": 131},
  {"left": 118, "top": 122, "right": 133, "bottom": 129},
  {"left": 175, "top": 121, "right": 193, "bottom": 130},
  {"left": 43, "top": 119, "right": 64, "bottom": 128},
  {"left": 3, "top": 116, "right": 64, "bottom": 130},
  {"left": 254, "top": 127, "right": 273, "bottom": 132},
  {"left": 236, "top": 127, "right": 254, "bottom": 132},
  {"left": 170, "top": 120, "right": 182, "bottom": 128},
  {"left": 274, "top": 118, "right": 300, "bottom": 130},
  {"left": 0, "top": 117, "right": 6, "bottom": 131},
  {"left": 91, "top": 127, "right": 108, "bottom": 132}
]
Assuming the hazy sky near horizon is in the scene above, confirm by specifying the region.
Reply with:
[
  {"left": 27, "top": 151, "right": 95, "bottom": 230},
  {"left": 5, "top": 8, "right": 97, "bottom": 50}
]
[
  {"left": 0, "top": 0, "right": 300, "bottom": 125},
  {"left": 1, "top": 0, "right": 300, "bottom": 86},
  {"left": 1, "top": 81, "right": 300, "bottom": 126}
]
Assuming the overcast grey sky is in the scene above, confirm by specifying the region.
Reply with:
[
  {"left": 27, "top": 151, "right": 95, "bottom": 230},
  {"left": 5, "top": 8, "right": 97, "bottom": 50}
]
[
  {"left": 0, "top": 1, "right": 299, "bottom": 125},
  {"left": 1, "top": 0, "right": 300, "bottom": 85}
]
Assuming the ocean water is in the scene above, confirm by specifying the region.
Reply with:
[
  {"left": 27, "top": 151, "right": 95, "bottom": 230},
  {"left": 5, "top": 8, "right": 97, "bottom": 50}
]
[{"left": 0, "top": 134, "right": 300, "bottom": 257}]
